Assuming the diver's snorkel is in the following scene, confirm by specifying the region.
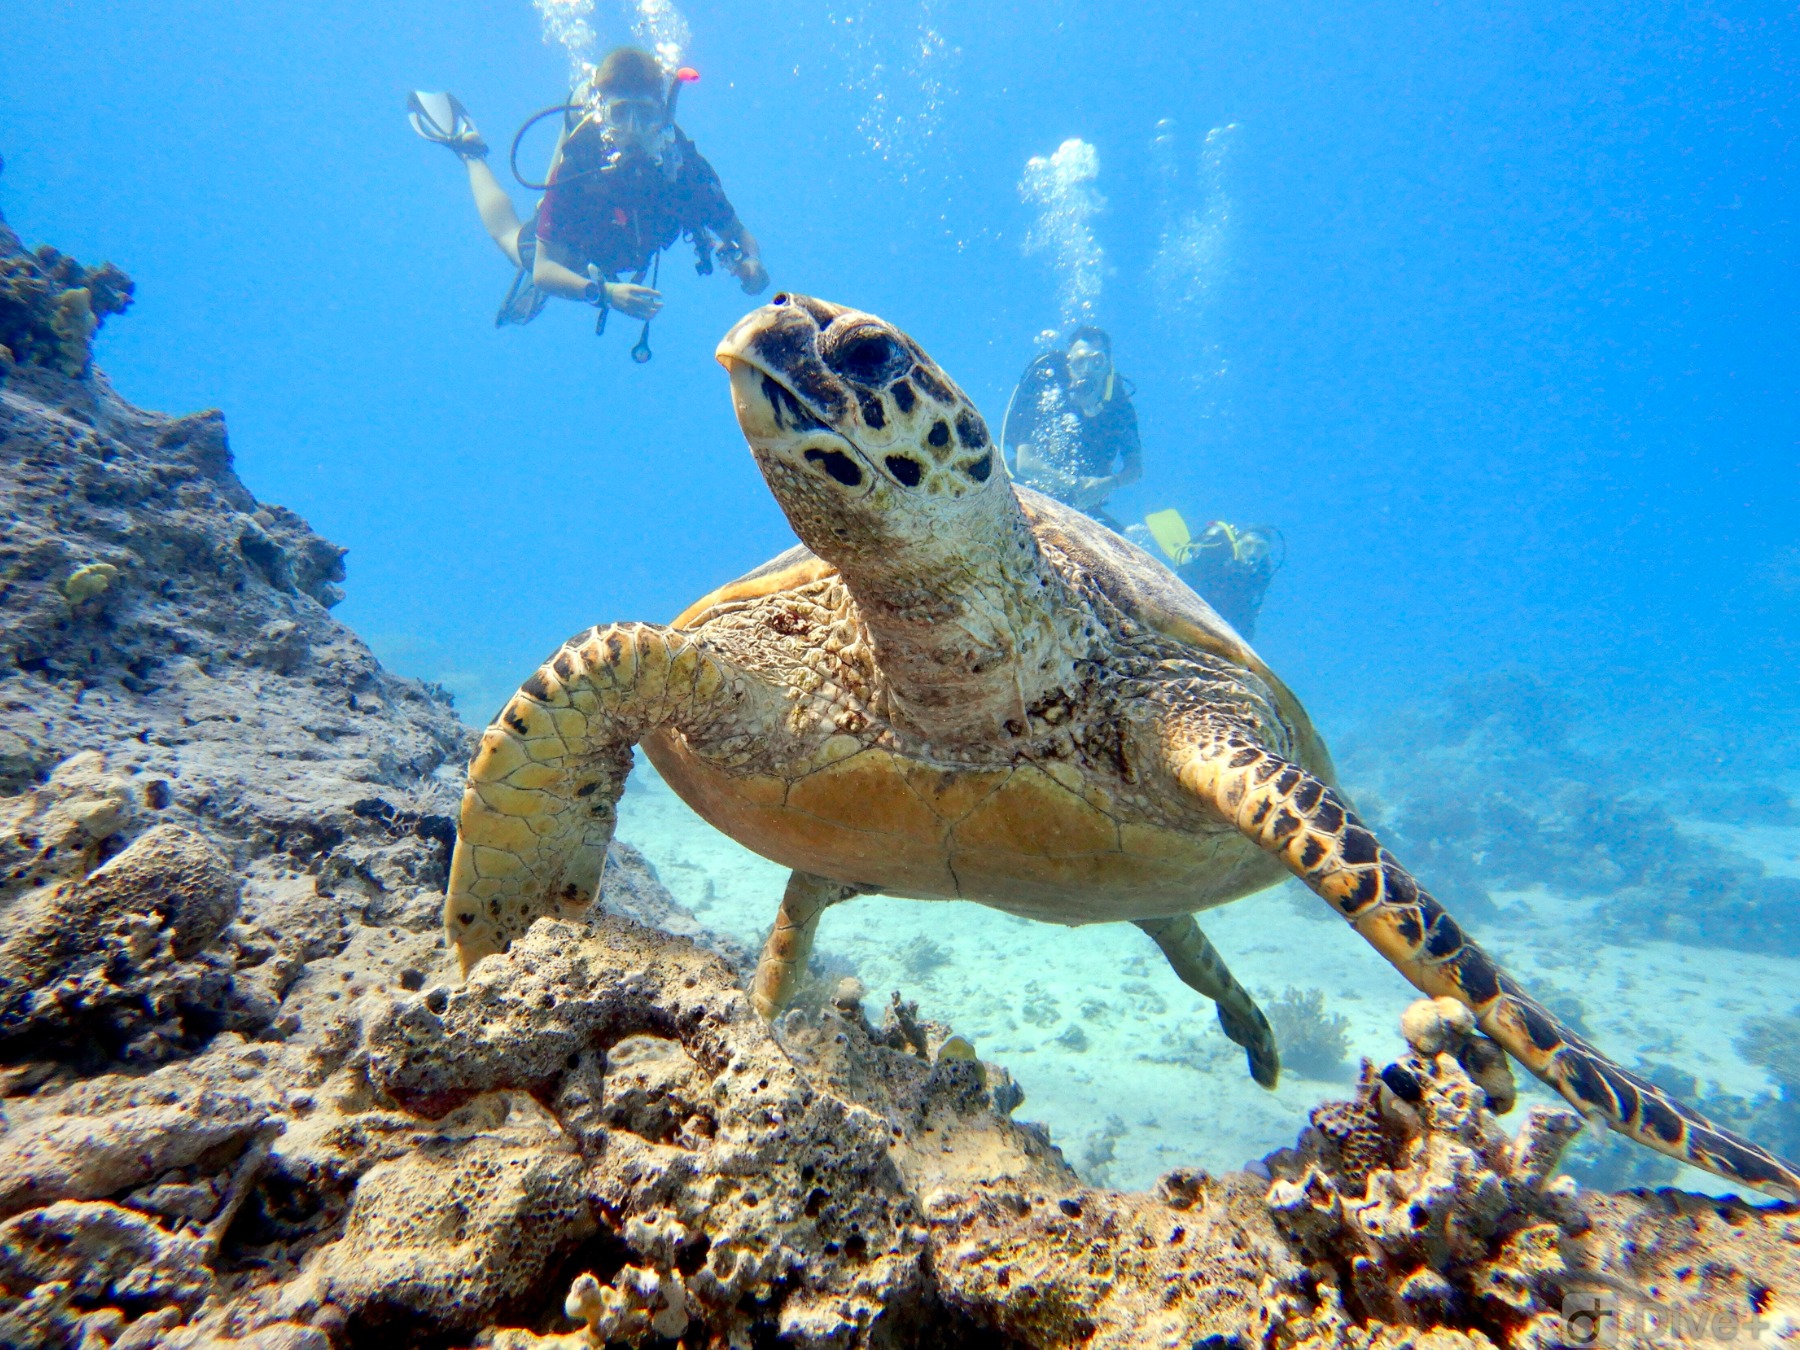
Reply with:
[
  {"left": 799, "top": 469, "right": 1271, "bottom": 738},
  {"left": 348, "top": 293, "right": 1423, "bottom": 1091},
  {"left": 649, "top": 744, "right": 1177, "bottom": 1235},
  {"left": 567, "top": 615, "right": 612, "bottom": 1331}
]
[{"left": 665, "top": 66, "right": 699, "bottom": 121}]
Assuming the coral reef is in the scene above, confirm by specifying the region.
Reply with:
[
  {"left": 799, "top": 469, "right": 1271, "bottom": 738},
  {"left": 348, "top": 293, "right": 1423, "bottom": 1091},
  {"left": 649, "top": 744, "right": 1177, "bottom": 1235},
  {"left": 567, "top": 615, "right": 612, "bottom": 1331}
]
[
  {"left": 0, "top": 815, "right": 246, "bottom": 1063},
  {"left": 1261, "top": 997, "right": 1582, "bottom": 1343},
  {"left": 1266, "top": 986, "right": 1352, "bottom": 1080},
  {"left": 0, "top": 208, "right": 467, "bottom": 1346},
  {"left": 1341, "top": 670, "right": 1800, "bottom": 953},
  {"left": 0, "top": 216, "right": 133, "bottom": 378}
]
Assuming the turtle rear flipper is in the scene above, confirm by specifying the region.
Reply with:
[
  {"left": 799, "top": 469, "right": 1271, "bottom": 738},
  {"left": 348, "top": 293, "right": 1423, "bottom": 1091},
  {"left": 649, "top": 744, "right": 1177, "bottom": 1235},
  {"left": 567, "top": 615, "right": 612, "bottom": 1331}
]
[
  {"left": 1137, "top": 914, "right": 1280, "bottom": 1089},
  {"left": 1171, "top": 732, "right": 1800, "bottom": 1202}
]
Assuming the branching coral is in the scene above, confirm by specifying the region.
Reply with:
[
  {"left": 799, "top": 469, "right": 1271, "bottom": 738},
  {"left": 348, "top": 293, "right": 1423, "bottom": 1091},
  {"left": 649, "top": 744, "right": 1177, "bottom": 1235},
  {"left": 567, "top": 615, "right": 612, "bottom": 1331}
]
[
  {"left": 1267, "top": 985, "right": 1352, "bottom": 1079},
  {"left": 1263, "top": 998, "right": 1585, "bottom": 1344}
]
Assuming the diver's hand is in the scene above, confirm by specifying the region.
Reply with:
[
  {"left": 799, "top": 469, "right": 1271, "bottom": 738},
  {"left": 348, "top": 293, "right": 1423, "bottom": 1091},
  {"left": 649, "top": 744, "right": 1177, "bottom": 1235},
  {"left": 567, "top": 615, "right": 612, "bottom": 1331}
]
[
  {"left": 731, "top": 255, "right": 770, "bottom": 295},
  {"left": 607, "top": 283, "right": 663, "bottom": 320},
  {"left": 1072, "top": 475, "right": 1115, "bottom": 509}
]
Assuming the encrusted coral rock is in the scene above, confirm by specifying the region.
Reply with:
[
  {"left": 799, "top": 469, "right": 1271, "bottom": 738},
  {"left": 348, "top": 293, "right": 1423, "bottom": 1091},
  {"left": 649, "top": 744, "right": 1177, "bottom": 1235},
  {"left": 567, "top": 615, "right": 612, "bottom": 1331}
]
[
  {"left": 924, "top": 1176, "right": 1292, "bottom": 1349},
  {"left": 1262, "top": 1000, "right": 1588, "bottom": 1344},
  {"left": 286, "top": 1092, "right": 592, "bottom": 1331},
  {"left": 1567, "top": 1189, "right": 1800, "bottom": 1343},
  {"left": 363, "top": 916, "right": 937, "bottom": 1345},
  {"left": 0, "top": 1200, "right": 212, "bottom": 1313},
  {"left": 0, "top": 1065, "right": 273, "bottom": 1224},
  {"left": 0, "top": 220, "right": 133, "bottom": 378},
  {"left": 0, "top": 751, "right": 140, "bottom": 904},
  {"left": 0, "top": 1048, "right": 274, "bottom": 1218},
  {"left": 0, "top": 821, "right": 244, "bottom": 1060}
]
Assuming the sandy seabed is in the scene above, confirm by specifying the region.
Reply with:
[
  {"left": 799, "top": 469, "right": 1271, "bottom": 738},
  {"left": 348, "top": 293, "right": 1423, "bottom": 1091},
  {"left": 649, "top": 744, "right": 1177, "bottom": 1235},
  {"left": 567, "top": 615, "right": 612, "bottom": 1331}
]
[{"left": 618, "top": 759, "right": 1800, "bottom": 1197}]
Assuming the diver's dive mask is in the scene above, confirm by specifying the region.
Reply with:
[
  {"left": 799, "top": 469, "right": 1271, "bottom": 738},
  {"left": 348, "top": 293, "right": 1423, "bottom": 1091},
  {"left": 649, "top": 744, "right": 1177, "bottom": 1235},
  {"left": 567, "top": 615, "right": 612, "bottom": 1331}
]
[
  {"left": 595, "top": 95, "right": 676, "bottom": 166},
  {"left": 1066, "top": 342, "right": 1113, "bottom": 404},
  {"left": 599, "top": 97, "right": 667, "bottom": 136},
  {"left": 1197, "top": 522, "right": 1283, "bottom": 572}
]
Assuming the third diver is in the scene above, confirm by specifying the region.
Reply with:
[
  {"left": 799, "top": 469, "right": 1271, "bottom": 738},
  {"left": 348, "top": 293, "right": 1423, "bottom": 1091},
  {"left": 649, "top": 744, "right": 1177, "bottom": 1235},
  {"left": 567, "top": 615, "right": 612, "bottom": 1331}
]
[
  {"left": 409, "top": 46, "right": 768, "bottom": 350},
  {"left": 1001, "top": 325, "right": 1143, "bottom": 530},
  {"left": 1134, "top": 510, "right": 1284, "bottom": 639}
]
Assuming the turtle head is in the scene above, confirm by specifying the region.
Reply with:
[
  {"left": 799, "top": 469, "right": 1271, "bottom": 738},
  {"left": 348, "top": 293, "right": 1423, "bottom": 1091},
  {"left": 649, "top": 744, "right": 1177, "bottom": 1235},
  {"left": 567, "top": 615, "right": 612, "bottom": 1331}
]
[{"left": 716, "top": 295, "right": 1003, "bottom": 568}]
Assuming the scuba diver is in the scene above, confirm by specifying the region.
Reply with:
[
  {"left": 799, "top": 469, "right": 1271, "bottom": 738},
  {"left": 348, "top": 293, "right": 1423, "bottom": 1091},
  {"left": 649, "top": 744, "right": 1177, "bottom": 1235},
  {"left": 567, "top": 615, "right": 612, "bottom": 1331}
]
[
  {"left": 1000, "top": 326, "right": 1142, "bottom": 530},
  {"left": 1133, "top": 509, "right": 1284, "bottom": 640},
  {"left": 408, "top": 46, "right": 768, "bottom": 359}
]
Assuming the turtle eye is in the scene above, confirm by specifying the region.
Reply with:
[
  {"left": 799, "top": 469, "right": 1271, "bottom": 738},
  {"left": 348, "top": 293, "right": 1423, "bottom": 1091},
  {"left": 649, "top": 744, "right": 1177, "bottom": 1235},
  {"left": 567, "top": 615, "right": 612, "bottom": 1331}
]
[{"left": 824, "top": 325, "right": 909, "bottom": 385}]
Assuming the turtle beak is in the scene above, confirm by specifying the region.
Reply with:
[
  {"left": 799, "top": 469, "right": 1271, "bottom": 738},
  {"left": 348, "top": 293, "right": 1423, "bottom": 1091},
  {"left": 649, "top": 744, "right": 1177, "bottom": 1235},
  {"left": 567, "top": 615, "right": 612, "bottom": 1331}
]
[
  {"left": 717, "top": 303, "right": 845, "bottom": 448},
  {"left": 719, "top": 351, "right": 788, "bottom": 445},
  {"left": 714, "top": 303, "right": 771, "bottom": 370},
  {"left": 719, "top": 304, "right": 880, "bottom": 507},
  {"left": 718, "top": 306, "right": 797, "bottom": 444}
]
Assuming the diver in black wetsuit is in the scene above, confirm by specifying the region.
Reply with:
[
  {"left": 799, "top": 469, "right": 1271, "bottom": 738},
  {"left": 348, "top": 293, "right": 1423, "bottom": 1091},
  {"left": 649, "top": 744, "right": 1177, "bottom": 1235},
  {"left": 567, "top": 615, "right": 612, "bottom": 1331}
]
[
  {"left": 1000, "top": 326, "right": 1142, "bottom": 531},
  {"left": 1132, "top": 510, "right": 1285, "bottom": 640}
]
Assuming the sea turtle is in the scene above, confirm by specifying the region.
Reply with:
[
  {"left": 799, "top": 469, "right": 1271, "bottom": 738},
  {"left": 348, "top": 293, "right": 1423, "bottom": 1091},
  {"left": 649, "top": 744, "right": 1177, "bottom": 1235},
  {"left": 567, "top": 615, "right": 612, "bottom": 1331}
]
[{"left": 446, "top": 293, "right": 1800, "bottom": 1200}]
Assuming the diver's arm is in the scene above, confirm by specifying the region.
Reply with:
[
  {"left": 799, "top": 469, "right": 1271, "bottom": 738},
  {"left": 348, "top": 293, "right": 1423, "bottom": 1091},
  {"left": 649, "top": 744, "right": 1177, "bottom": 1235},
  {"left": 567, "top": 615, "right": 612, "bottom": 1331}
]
[
  {"left": 684, "top": 141, "right": 767, "bottom": 294},
  {"left": 1088, "top": 402, "right": 1144, "bottom": 495},
  {"left": 526, "top": 128, "right": 603, "bottom": 301},
  {"left": 530, "top": 245, "right": 597, "bottom": 300},
  {"left": 1014, "top": 439, "right": 1057, "bottom": 487},
  {"left": 530, "top": 241, "right": 660, "bottom": 317},
  {"left": 1112, "top": 438, "right": 1144, "bottom": 490}
]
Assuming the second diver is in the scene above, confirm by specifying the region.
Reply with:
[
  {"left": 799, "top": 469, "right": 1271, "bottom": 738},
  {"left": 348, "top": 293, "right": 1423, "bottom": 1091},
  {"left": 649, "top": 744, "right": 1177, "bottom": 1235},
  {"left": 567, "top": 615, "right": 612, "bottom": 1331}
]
[
  {"left": 1000, "top": 326, "right": 1143, "bottom": 530},
  {"left": 409, "top": 46, "right": 768, "bottom": 350}
]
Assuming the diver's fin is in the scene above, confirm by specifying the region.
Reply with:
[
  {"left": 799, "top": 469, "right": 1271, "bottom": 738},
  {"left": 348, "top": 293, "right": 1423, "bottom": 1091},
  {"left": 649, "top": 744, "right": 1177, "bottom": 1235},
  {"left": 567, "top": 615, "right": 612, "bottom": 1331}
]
[
  {"left": 1144, "top": 508, "right": 1192, "bottom": 563},
  {"left": 496, "top": 264, "right": 548, "bottom": 328},
  {"left": 407, "top": 91, "right": 488, "bottom": 158},
  {"left": 495, "top": 231, "right": 547, "bottom": 327}
]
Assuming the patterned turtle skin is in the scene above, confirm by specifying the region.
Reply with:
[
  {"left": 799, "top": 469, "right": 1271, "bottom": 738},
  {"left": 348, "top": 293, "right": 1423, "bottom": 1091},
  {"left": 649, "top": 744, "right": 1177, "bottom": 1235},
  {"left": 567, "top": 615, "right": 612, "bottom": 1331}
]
[{"left": 446, "top": 294, "right": 1800, "bottom": 1201}]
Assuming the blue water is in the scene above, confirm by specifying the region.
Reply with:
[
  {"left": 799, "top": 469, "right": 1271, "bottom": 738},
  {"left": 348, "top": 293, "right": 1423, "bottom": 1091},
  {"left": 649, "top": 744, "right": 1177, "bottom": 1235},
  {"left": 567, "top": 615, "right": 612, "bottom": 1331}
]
[{"left": 7, "top": 0, "right": 1794, "bottom": 733}]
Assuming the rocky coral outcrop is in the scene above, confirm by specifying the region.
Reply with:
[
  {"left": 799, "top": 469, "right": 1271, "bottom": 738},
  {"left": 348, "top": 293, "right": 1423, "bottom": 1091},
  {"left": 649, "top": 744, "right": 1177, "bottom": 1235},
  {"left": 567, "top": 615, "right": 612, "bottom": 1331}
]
[
  {"left": 0, "top": 203, "right": 469, "bottom": 1346},
  {"left": 0, "top": 208, "right": 467, "bottom": 1022},
  {"left": 0, "top": 812, "right": 245, "bottom": 1063},
  {"left": 294, "top": 1091, "right": 593, "bottom": 1330},
  {"left": 0, "top": 1039, "right": 278, "bottom": 1219},
  {"left": 352, "top": 917, "right": 943, "bottom": 1343},
  {"left": 0, "top": 218, "right": 133, "bottom": 379},
  {"left": 1260, "top": 998, "right": 1581, "bottom": 1345}
]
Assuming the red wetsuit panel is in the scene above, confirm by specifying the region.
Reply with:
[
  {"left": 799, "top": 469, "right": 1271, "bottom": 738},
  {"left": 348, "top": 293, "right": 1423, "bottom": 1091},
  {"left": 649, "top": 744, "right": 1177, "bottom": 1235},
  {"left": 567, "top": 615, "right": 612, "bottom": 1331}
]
[{"left": 535, "top": 126, "right": 737, "bottom": 279}]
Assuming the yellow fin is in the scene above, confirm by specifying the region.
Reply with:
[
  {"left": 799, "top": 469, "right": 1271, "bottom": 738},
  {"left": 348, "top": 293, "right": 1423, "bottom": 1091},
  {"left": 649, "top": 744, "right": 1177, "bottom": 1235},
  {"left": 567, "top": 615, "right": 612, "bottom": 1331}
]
[{"left": 1143, "top": 509, "right": 1192, "bottom": 563}]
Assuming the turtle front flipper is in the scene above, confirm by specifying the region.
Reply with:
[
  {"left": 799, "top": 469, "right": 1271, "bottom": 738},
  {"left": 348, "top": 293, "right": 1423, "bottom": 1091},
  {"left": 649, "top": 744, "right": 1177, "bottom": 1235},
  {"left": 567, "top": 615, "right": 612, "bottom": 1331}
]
[
  {"left": 445, "top": 622, "right": 761, "bottom": 976},
  {"left": 1136, "top": 915, "right": 1280, "bottom": 1089},
  {"left": 1170, "top": 732, "right": 1800, "bottom": 1202}
]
